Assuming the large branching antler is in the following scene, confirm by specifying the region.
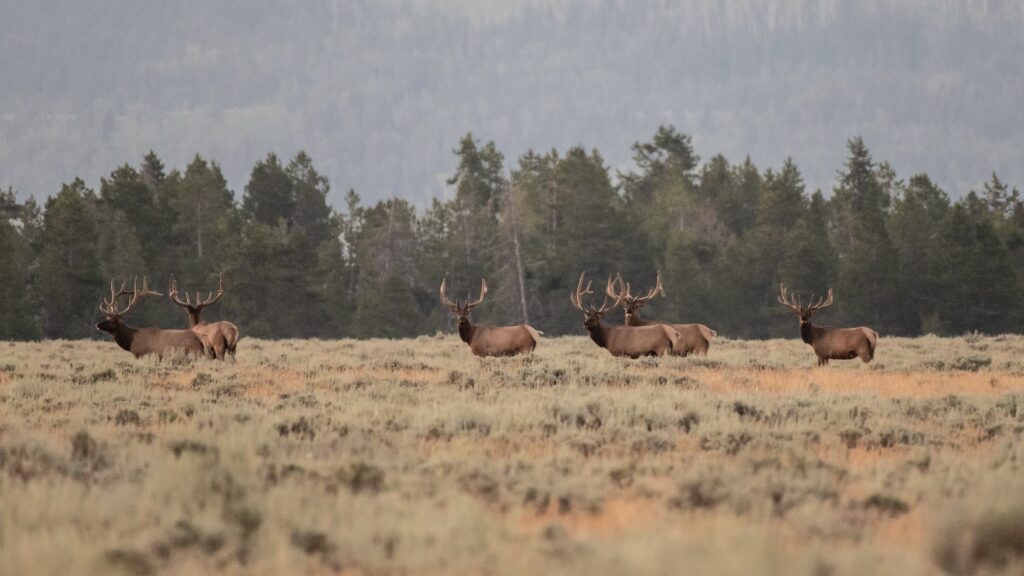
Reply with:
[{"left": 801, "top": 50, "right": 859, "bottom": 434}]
[
  {"left": 778, "top": 283, "right": 833, "bottom": 316},
  {"left": 439, "top": 278, "right": 488, "bottom": 313},
  {"left": 99, "top": 276, "right": 162, "bottom": 317},
  {"left": 439, "top": 278, "right": 459, "bottom": 312},
  {"left": 168, "top": 273, "right": 225, "bottom": 311},
  {"left": 571, "top": 272, "right": 622, "bottom": 314},
  {"left": 612, "top": 271, "right": 664, "bottom": 307}
]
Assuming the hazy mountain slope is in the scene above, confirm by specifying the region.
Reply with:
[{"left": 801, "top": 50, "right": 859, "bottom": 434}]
[{"left": 1, "top": 0, "right": 1021, "bottom": 205}]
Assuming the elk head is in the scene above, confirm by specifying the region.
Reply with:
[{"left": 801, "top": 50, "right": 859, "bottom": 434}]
[
  {"left": 168, "top": 273, "right": 225, "bottom": 324},
  {"left": 97, "top": 276, "right": 163, "bottom": 331},
  {"left": 569, "top": 272, "right": 623, "bottom": 331},
  {"left": 778, "top": 283, "right": 833, "bottom": 325},
  {"left": 440, "top": 278, "right": 487, "bottom": 330},
  {"left": 608, "top": 271, "right": 664, "bottom": 325}
]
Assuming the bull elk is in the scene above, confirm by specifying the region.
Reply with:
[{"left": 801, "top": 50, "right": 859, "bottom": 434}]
[
  {"left": 440, "top": 278, "right": 542, "bottom": 356},
  {"left": 610, "top": 271, "right": 716, "bottom": 356},
  {"left": 96, "top": 276, "right": 205, "bottom": 359},
  {"left": 168, "top": 273, "right": 240, "bottom": 360},
  {"left": 778, "top": 283, "right": 878, "bottom": 366},
  {"left": 570, "top": 272, "right": 681, "bottom": 358}
]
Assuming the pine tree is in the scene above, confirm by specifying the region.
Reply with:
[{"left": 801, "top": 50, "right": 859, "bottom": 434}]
[
  {"left": 346, "top": 198, "right": 423, "bottom": 337},
  {"left": 352, "top": 274, "right": 421, "bottom": 339},
  {"left": 620, "top": 125, "right": 700, "bottom": 252},
  {"left": 39, "top": 179, "right": 103, "bottom": 338},
  {"left": 888, "top": 173, "right": 949, "bottom": 333},
  {"left": 715, "top": 159, "right": 808, "bottom": 337},
  {"left": 937, "top": 194, "right": 1023, "bottom": 334},
  {"left": 0, "top": 188, "right": 39, "bottom": 338},
  {"left": 167, "top": 155, "right": 234, "bottom": 265},
  {"left": 99, "top": 164, "right": 161, "bottom": 266},
  {"left": 445, "top": 134, "right": 505, "bottom": 296},
  {"left": 832, "top": 138, "right": 899, "bottom": 331},
  {"left": 243, "top": 153, "right": 294, "bottom": 227},
  {"left": 287, "top": 151, "right": 334, "bottom": 245}
]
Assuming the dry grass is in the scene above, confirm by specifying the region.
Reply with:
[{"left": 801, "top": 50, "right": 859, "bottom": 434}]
[{"left": 1, "top": 334, "right": 1023, "bottom": 575}]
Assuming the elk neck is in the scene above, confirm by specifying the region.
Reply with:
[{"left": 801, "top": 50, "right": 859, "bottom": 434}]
[
  {"left": 183, "top": 308, "right": 202, "bottom": 328},
  {"left": 800, "top": 321, "right": 822, "bottom": 345},
  {"left": 458, "top": 320, "right": 476, "bottom": 344},
  {"left": 587, "top": 321, "right": 609, "bottom": 349},
  {"left": 109, "top": 324, "right": 138, "bottom": 352}
]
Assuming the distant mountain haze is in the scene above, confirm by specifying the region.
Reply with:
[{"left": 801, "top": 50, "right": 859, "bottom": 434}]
[{"left": 2, "top": 0, "right": 1022, "bottom": 206}]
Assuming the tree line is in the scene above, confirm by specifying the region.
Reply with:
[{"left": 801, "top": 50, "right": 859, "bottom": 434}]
[{"left": 1, "top": 126, "right": 1022, "bottom": 341}]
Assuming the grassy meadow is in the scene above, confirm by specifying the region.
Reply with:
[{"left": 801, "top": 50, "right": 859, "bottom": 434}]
[{"left": 1, "top": 334, "right": 1024, "bottom": 575}]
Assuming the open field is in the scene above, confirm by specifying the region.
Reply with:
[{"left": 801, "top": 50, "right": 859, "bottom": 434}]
[{"left": 2, "top": 335, "right": 1024, "bottom": 575}]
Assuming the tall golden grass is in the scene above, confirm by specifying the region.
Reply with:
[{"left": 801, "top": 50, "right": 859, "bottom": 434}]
[{"left": 0, "top": 335, "right": 1022, "bottom": 575}]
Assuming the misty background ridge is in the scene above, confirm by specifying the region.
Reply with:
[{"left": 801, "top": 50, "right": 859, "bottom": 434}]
[{"left": 2, "top": 0, "right": 1023, "bottom": 208}]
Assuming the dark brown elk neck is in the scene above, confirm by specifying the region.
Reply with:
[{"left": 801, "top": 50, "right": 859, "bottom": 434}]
[
  {"left": 800, "top": 321, "right": 826, "bottom": 345},
  {"left": 458, "top": 321, "right": 476, "bottom": 344},
  {"left": 182, "top": 308, "right": 202, "bottom": 328},
  {"left": 109, "top": 324, "right": 138, "bottom": 352},
  {"left": 587, "top": 322, "right": 609, "bottom": 349}
]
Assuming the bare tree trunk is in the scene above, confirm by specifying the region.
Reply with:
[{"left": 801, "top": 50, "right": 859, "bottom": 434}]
[
  {"left": 383, "top": 202, "right": 395, "bottom": 276},
  {"left": 461, "top": 209, "right": 472, "bottom": 268},
  {"left": 507, "top": 186, "right": 529, "bottom": 324},
  {"left": 195, "top": 202, "right": 203, "bottom": 259}
]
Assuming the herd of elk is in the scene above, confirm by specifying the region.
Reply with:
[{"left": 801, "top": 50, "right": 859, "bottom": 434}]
[
  {"left": 435, "top": 274, "right": 877, "bottom": 365},
  {"left": 778, "top": 283, "right": 878, "bottom": 365},
  {"left": 569, "top": 272, "right": 681, "bottom": 358},
  {"left": 168, "top": 274, "right": 239, "bottom": 360},
  {"left": 96, "top": 276, "right": 205, "bottom": 359},
  {"left": 439, "top": 278, "right": 542, "bottom": 357},
  {"left": 93, "top": 270, "right": 878, "bottom": 368},
  {"left": 609, "top": 272, "right": 716, "bottom": 357},
  {"left": 96, "top": 273, "right": 240, "bottom": 361}
]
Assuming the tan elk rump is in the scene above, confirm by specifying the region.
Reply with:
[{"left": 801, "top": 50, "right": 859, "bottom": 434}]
[
  {"left": 440, "top": 278, "right": 542, "bottom": 357},
  {"left": 778, "top": 283, "right": 878, "bottom": 366},
  {"left": 96, "top": 276, "right": 205, "bottom": 359},
  {"left": 610, "top": 272, "right": 716, "bottom": 356},
  {"left": 168, "top": 274, "right": 240, "bottom": 360},
  {"left": 570, "top": 272, "right": 681, "bottom": 358}
]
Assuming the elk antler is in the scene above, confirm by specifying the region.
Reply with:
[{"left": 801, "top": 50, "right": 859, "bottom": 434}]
[
  {"left": 615, "top": 271, "right": 664, "bottom": 306},
  {"left": 465, "top": 279, "right": 487, "bottom": 311},
  {"left": 571, "top": 272, "right": 622, "bottom": 314},
  {"left": 99, "top": 276, "right": 162, "bottom": 317},
  {"left": 605, "top": 273, "right": 626, "bottom": 302},
  {"left": 439, "top": 278, "right": 488, "bottom": 312},
  {"left": 807, "top": 289, "right": 834, "bottom": 314},
  {"left": 778, "top": 283, "right": 834, "bottom": 315},
  {"left": 439, "top": 278, "right": 459, "bottom": 312},
  {"left": 168, "top": 273, "right": 225, "bottom": 310},
  {"left": 778, "top": 283, "right": 801, "bottom": 313}
]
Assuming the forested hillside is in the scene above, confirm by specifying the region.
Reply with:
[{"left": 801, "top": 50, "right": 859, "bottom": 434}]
[
  {"left": 2, "top": 128, "right": 1021, "bottom": 340},
  {"left": 2, "top": 0, "right": 1023, "bottom": 206}
]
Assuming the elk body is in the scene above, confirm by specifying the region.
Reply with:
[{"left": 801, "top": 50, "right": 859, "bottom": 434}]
[
  {"left": 570, "top": 273, "right": 681, "bottom": 358},
  {"left": 611, "top": 272, "right": 716, "bottom": 356},
  {"left": 440, "top": 278, "right": 542, "bottom": 357},
  {"left": 778, "top": 283, "right": 878, "bottom": 366},
  {"left": 96, "top": 277, "right": 205, "bottom": 359},
  {"left": 168, "top": 274, "right": 240, "bottom": 360}
]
